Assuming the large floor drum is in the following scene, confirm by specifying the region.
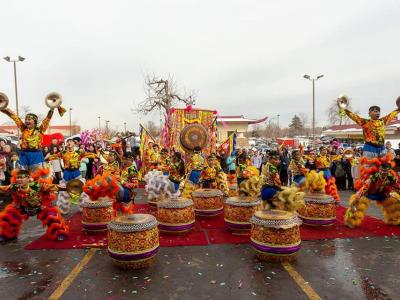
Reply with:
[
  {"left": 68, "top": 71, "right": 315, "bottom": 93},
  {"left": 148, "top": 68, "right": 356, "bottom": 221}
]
[
  {"left": 224, "top": 197, "right": 261, "bottom": 231},
  {"left": 157, "top": 198, "right": 195, "bottom": 233},
  {"left": 192, "top": 188, "right": 224, "bottom": 217},
  {"left": 80, "top": 198, "right": 113, "bottom": 232},
  {"left": 297, "top": 192, "right": 336, "bottom": 226},
  {"left": 108, "top": 214, "right": 159, "bottom": 269},
  {"left": 250, "top": 210, "right": 302, "bottom": 262}
]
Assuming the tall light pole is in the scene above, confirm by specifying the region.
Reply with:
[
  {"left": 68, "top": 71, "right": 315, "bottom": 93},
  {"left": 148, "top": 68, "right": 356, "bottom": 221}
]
[
  {"left": 277, "top": 114, "right": 280, "bottom": 129},
  {"left": 105, "top": 120, "right": 110, "bottom": 132},
  {"left": 124, "top": 122, "right": 127, "bottom": 134},
  {"left": 98, "top": 116, "right": 101, "bottom": 130},
  {"left": 303, "top": 74, "right": 324, "bottom": 144},
  {"left": 69, "top": 108, "right": 72, "bottom": 136},
  {"left": 3, "top": 56, "right": 25, "bottom": 117},
  {"left": 276, "top": 114, "right": 280, "bottom": 139}
]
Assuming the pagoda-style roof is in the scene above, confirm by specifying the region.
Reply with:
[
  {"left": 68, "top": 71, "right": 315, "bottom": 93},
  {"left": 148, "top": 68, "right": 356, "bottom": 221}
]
[{"left": 217, "top": 115, "right": 268, "bottom": 124}]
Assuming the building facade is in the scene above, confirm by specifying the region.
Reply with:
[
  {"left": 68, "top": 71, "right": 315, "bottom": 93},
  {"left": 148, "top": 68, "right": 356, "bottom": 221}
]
[
  {"left": 322, "top": 119, "right": 400, "bottom": 145},
  {"left": 217, "top": 115, "right": 267, "bottom": 147},
  {"left": 0, "top": 125, "right": 81, "bottom": 138}
]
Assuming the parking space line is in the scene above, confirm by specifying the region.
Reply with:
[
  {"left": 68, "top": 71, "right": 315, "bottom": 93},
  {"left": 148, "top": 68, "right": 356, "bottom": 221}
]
[
  {"left": 282, "top": 262, "right": 322, "bottom": 300},
  {"left": 48, "top": 248, "right": 97, "bottom": 300}
]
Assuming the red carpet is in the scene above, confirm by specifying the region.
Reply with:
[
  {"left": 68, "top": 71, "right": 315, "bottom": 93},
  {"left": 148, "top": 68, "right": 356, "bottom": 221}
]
[
  {"left": 25, "top": 204, "right": 208, "bottom": 250},
  {"left": 25, "top": 205, "right": 400, "bottom": 250}
]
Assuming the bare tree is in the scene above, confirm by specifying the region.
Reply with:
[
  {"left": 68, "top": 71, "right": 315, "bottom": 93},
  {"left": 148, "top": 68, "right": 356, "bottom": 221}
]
[
  {"left": 264, "top": 123, "right": 280, "bottom": 139},
  {"left": 299, "top": 113, "right": 310, "bottom": 136},
  {"left": 146, "top": 120, "right": 161, "bottom": 138},
  {"left": 136, "top": 74, "right": 196, "bottom": 117},
  {"left": 326, "top": 99, "right": 359, "bottom": 126},
  {"left": 249, "top": 124, "right": 264, "bottom": 138}
]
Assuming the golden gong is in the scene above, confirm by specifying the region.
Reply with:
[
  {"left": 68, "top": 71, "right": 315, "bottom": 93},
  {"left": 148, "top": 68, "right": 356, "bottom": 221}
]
[{"left": 179, "top": 124, "right": 209, "bottom": 151}]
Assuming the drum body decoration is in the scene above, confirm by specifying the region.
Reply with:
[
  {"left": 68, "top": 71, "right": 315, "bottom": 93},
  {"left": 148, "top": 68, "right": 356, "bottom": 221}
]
[
  {"left": 108, "top": 214, "right": 159, "bottom": 269},
  {"left": 179, "top": 124, "right": 209, "bottom": 152},
  {"left": 157, "top": 198, "right": 195, "bottom": 233},
  {"left": 80, "top": 197, "right": 113, "bottom": 232},
  {"left": 250, "top": 209, "right": 302, "bottom": 262},
  {"left": 192, "top": 188, "right": 224, "bottom": 217},
  {"left": 224, "top": 197, "right": 262, "bottom": 231},
  {"left": 297, "top": 192, "right": 336, "bottom": 226}
]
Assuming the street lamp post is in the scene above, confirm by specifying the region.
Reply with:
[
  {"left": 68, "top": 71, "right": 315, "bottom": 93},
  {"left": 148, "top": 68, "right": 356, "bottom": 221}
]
[
  {"left": 303, "top": 74, "right": 324, "bottom": 144},
  {"left": 3, "top": 56, "right": 25, "bottom": 117},
  {"left": 124, "top": 122, "right": 127, "bottom": 134},
  {"left": 277, "top": 114, "right": 280, "bottom": 130},
  {"left": 105, "top": 120, "right": 110, "bottom": 132},
  {"left": 98, "top": 116, "right": 101, "bottom": 130},
  {"left": 69, "top": 108, "right": 72, "bottom": 136}
]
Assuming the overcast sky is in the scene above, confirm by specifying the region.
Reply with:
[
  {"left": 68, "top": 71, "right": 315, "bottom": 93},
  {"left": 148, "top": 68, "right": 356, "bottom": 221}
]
[{"left": 1, "top": 0, "right": 399, "bottom": 132}]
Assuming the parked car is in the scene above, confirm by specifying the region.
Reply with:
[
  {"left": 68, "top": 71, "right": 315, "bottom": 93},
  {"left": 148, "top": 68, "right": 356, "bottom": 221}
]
[{"left": 0, "top": 135, "right": 18, "bottom": 146}]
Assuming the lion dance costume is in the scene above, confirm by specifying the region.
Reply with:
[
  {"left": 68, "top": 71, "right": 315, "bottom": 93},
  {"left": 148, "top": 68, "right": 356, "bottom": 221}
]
[
  {"left": 0, "top": 169, "right": 69, "bottom": 242},
  {"left": 344, "top": 156, "right": 400, "bottom": 227}
]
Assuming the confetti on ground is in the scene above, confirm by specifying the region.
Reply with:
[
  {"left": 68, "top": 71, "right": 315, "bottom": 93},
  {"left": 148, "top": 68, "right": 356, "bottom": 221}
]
[{"left": 238, "top": 280, "right": 243, "bottom": 288}]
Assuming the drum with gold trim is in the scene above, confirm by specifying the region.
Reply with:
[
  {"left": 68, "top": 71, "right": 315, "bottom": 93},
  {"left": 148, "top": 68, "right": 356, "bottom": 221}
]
[
  {"left": 192, "top": 188, "right": 224, "bottom": 217},
  {"left": 157, "top": 198, "right": 195, "bottom": 233},
  {"left": 80, "top": 197, "right": 113, "bottom": 232},
  {"left": 224, "top": 197, "right": 262, "bottom": 231},
  {"left": 297, "top": 192, "right": 336, "bottom": 226},
  {"left": 250, "top": 209, "right": 302, "bottom": 262},
  {"left": 108, "top": 214, "right": 159, "bottom": 269}
]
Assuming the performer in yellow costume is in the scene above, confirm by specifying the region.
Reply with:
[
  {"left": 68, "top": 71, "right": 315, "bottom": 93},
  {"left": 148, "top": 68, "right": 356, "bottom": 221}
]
[
  {"left": 186, "top": 146, "right": 205, "bottom": 185},
  {"left": 168, "top": 152, "right": 185, "bottom": 192},
  {"left": 159, "top": 148, "right": 171, "bottom": 175},
  {"left": 100, "top": 151, "right": 121, "bottom": 178},
  {"left": 149, "top": 144, "right": 160, "bottom": 170},
  {"left": 338, "top": 95, "right": 400, "bottom": 158},
  {"left": 289, "top": 148, "right": 308, "bottom": 188},
  {"left": 57, "top": 139, "right": 97, "bottom": 182},
  {"left": 1, "top": 108, "right": 55, "bottom": 170},
  {"left": 315, "top": 146, "right": 340, "bottom": 202}
]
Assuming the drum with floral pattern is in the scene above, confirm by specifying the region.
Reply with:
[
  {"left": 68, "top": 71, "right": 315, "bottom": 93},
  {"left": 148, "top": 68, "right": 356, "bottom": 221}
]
[
  {"left": 297, "top": 192, "right": 336, "bottom": 226},
  {"left": 192, "top": 188, "right": 224, "bottom": 217},
  {"left": 108, "top": 214, "right": 159, "bottom": 269},
  {"left": 224, "top": 197, "right": 262, "bottom": 231},
  {"left": 250, "top": 209, "right": 302, "bottom": 262},
  {"left": 80, "top": 198, "right": 113, "bottom": 232},
  {"left": 157, "top": 198, "right": 195, "bottom": 233}
]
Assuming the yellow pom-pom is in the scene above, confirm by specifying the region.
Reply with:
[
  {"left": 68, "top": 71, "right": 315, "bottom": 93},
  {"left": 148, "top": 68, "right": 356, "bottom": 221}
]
[{"left": 358, "top": 203, "right": 368, "bottom": 212}]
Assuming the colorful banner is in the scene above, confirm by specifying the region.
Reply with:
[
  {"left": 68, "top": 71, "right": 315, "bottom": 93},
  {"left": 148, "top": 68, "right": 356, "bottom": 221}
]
[
  {"left": 163, "top": 106, "right": 217, "bottom": 155},
  {"left": 218, "top": 132, "right": 236, "bottom": 156}
]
